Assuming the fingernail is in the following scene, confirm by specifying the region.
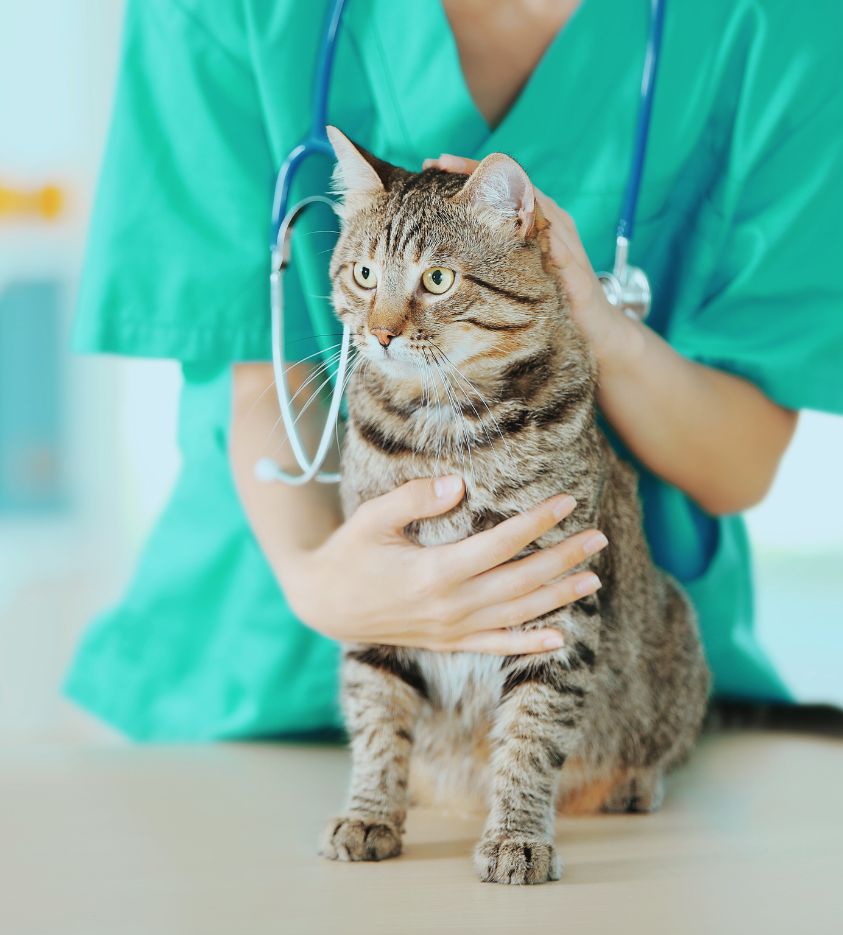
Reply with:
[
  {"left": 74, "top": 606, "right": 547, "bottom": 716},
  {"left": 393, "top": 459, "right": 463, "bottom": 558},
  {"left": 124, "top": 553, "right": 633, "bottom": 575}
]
[
  {"left": 575, "top": 573, "right": 601, "bottom": 596},
  {"left": 434, "top": 475, "right": 462, "bottom": 498},
  {"left": 422, "top": 159, "right": 434, "bottom": 169},
  {"left": 542, "top": 634, "right": 565, "bottom": 650},
  {"left": 583, "top": 532, "right": 608, "bottom": 555},
  {"left": 552, "top": 495, "right": 577, "bottom": 520}
]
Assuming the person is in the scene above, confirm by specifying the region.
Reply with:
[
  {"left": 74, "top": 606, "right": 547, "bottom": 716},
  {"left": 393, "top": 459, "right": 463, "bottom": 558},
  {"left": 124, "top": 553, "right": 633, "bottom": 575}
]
[{"left": 66, "top": 0, "right": 843, "bottom": 740}]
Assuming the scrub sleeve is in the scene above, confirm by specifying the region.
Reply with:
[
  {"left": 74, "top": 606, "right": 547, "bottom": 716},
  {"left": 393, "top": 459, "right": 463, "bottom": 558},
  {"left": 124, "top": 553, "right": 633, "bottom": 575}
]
[{"left": 65, "top": 0, "right": 345, "bottom": 739}]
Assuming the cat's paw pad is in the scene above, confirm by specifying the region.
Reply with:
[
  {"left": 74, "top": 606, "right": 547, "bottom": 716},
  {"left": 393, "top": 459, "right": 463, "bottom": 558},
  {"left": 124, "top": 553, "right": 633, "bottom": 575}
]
[
  {"left": 320, "top": 815, "right": 402, "bottom": 862},
  {"left": 474, "top": 836, "right": 562, "bottom": 884}
]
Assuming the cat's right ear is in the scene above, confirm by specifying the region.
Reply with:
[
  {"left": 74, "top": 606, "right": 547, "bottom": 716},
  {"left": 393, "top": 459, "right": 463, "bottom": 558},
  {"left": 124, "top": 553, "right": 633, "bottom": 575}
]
[
  {"left": 326, "top": 126, "right": 391, "bottom": 215},
  {"left": 449, "top": 153, "right": 536, "bottom": 240}
]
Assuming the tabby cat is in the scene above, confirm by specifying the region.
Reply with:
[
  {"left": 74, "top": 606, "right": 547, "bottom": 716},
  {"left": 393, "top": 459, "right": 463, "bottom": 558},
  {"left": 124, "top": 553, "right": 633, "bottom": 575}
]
[{"left": 318, "top": 127, "right": 709, "bottom": 884}]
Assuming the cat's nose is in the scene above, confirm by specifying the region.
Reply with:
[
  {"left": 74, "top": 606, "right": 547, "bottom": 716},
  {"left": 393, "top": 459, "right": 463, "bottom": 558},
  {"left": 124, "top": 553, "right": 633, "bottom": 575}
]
[{"left": 371, "top": 327, "right": 398, "bottom": 347}]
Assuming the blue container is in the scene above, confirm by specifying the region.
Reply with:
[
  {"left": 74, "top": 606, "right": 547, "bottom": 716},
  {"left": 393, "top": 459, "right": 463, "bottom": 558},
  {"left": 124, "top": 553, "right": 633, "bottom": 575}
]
[{"left": 0, "top": 278, "right": 65, "bottom": 512}]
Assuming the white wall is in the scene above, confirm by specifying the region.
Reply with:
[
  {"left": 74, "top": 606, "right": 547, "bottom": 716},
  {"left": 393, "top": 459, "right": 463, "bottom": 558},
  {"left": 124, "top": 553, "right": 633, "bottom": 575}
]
[{"left": 0, "top": 1, "right": 181, "bottom": 742}]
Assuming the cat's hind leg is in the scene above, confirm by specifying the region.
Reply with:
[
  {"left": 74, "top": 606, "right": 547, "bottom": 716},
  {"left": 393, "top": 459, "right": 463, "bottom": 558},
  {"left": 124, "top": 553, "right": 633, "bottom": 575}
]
[
  {"left": 601, "top": 767, "right": 665, "bottom": 814},
  {"left": 320, "top": 648, "right": 426, "bottom": 862}
]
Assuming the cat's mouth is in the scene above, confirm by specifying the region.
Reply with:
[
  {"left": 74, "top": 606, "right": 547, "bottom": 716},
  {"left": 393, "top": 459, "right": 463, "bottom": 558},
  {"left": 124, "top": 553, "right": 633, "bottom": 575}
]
[{"left": 361, "top": 334, "right": 419, "bottom": 374}]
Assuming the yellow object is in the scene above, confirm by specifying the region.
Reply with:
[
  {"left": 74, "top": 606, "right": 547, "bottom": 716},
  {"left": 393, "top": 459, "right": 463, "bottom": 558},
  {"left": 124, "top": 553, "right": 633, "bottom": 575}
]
[{"left": 0, "top": 184, "right": 64, "bottom": 220}]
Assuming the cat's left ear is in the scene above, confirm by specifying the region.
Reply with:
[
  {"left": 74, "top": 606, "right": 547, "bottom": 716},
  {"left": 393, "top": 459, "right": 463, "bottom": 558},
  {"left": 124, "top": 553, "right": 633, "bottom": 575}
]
[
  {"left": 326, "top": 125, "right": 394, "bottom": 215},
  {"left": 449, "top": 153, "right": 536, "bottom": 239}
]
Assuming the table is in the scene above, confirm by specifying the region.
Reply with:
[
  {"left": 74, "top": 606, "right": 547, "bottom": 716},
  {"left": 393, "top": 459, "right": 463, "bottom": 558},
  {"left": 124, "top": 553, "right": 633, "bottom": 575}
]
[{"left": 3, "top": 727, "right": 841, "bottom": 935}]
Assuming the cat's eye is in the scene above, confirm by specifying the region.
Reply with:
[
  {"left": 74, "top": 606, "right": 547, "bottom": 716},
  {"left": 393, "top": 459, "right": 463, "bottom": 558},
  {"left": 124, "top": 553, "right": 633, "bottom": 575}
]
[
  {"left": 421, "top": 266, "right": 455, "bottom": 295},
  {"left": 352, "top": 262, "right": 378, "bottom": 289}
]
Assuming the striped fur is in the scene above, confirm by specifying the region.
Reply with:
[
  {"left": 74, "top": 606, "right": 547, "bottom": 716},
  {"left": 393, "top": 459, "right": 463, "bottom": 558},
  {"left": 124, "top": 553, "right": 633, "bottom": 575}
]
[{"left": 319, "top": 141, "right": 710, "bottom": 884}]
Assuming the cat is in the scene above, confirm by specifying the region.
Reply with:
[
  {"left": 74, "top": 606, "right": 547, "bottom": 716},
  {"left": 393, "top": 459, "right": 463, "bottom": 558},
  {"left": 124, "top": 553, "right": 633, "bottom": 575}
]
[{"left": 318, "top": 126, "right": 710, "bottom": 885}]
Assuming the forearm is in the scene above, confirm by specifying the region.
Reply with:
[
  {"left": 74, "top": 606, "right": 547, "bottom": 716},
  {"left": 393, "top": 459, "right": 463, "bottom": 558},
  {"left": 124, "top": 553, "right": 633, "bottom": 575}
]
[
  {"left": 229, "top": 362, "right": 342, "bottom": 586},
  {"left": 597, "top": 315, "right": 797, "bottom": 515}
]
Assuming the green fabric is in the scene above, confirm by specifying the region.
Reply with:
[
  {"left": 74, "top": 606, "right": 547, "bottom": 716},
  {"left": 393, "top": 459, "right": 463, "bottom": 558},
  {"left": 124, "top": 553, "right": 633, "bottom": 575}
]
[{"left": 67, "top": 0, "right": 843, "bottom": 739}]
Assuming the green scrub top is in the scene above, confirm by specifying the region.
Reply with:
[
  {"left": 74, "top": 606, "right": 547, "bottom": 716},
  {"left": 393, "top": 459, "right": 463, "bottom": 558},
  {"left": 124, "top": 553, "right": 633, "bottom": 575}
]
[{"left": 67, "top": 0, "right": 843, "bottom": 740}]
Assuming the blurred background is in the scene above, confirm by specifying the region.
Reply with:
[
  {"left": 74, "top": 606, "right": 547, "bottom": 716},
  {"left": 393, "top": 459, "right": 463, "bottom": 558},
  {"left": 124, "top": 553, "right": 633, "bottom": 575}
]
[{"left": 1, "top": 1, "right": 841, "bottom": 745}]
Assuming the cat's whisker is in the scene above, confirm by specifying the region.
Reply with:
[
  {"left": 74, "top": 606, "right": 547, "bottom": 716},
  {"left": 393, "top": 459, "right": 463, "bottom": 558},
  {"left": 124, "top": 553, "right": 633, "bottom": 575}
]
[
  {"left": 418, "top": 355, "right": 444, "bottom": 476},
  {"left": 335, "top": 355, "right": 362, "bottom": 456},
  {"left": 288, "top": 350, "right": 345, "bottom": 408},
  {"left": 429, "top": 345, "right": 515, "bottom": 481},
  {"left": 290, "top": 357, "right": 355, "bottom": 432},
  {"left": 432, "top": 343, "right": 519, "bottom": 477},
  {"left": 430, "top": 346, "right": 499, "bottom": 459},
  {"left": 241, "top": 342, "right": 345, "bottom": 428},
  {"left": 428, "top": 347, "right": 473, "bottom": 470},
  {"left": 286, "top": 342, "right": 344, "bottom": 372},
  {"left": 267, "top": 347, "right": 358, "bottom": 455},
  {"left": 264, "top": 355, "right": 343, "bottom": 452},
  {"left": 431, "top": 351, "right": 475, "bottom": 480},
  {"left": 432, "top": 345, "right": 509, "bottom": 446},
  {"left": 422, "top": 348, "right": 454, "bottom": 465},
  {"left": 262, "top": 350, "right": 350, "bottom": 452},
  {"left": 427, "top": 353, "right": 458, "bottom": 469}
]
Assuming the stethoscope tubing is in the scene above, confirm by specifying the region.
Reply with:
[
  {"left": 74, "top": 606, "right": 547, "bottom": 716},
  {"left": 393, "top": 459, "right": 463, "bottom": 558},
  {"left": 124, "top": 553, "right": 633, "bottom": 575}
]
[
  {"left": 256, "top": 195, "right": 352, "bottom": 485},
  {"left": 270, "top": 0, "right": 349, "bottom": 246},
  {"left": 259, "top": 0, "right": 352, "bottom": 484},
  {"left": 618, "top": 0, "right": 666, "bottom": 242}
]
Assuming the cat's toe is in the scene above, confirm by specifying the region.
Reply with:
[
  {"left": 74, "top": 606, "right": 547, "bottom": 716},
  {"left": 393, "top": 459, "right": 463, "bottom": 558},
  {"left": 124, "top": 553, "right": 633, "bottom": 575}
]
[
  {"left": 320, "top": 815, "right": 402, "bottom": 862},
  {"left": 474, "top": 836, "right": 562, "bottom": 884}
]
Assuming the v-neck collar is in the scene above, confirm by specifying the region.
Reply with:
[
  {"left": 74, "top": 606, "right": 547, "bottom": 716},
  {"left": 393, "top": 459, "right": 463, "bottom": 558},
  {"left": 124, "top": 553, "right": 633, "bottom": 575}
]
[
  {"left": 360, "top": 0, "right": 646, "bottom": 172},
  {"left": 432, "top": 0, "right": 592, "bottom": 140}
]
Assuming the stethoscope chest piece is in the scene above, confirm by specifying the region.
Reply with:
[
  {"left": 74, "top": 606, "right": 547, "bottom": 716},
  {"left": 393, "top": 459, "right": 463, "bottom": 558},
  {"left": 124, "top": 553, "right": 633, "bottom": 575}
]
[{"left": 598, "top": 235, "right": 652, "bottom": 322}]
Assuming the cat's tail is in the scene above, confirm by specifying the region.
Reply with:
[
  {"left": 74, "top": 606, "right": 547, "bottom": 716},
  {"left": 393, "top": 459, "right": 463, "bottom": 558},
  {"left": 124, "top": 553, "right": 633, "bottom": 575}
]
[{"left": 703, "top": 700, "right": 843, "bottom": 736}]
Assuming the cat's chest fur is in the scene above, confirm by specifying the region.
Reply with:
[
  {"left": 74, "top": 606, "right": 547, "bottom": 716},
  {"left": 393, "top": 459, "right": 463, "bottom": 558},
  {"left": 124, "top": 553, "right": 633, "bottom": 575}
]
[{"left": 341, "top": 389, "right": 597, "bottom": 547}]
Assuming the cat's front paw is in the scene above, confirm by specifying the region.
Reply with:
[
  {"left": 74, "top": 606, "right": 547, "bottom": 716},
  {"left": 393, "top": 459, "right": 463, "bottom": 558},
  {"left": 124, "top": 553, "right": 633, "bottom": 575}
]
[
  {"left": 474, "top": 836, "right": 562, "bottom": 885},
  {"left": 320, "top": 815, "right": 402, "bottom": 862}
]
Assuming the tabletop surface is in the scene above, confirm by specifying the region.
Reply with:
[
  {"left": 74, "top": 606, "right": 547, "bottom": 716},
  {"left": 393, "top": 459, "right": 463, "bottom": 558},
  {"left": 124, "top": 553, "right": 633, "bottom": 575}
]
[{"left": 3, "top": 726, "right": 842, "bottom": 935}]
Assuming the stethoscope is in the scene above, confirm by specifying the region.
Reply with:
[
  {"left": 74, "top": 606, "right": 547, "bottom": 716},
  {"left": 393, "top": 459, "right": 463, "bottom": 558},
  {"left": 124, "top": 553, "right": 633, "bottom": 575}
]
[{"left": 257, "top": 0, "right": 665, "bottom": 486}]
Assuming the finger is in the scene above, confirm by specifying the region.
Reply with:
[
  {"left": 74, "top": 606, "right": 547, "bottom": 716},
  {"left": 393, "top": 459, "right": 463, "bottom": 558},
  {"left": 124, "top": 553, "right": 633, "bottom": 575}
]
[
  {"left": 460, "top": 571, "right": 602, "bottom": 634},
  {"left": 356, "top": 475, "right": 465, "bottom": 535},
  {"left": 421, "top": 154, "right": 480, "bottom": 174},
  {"left": 457, "top": 529, "right": 608, "bottom": 613},
  {"left": 440, "top": 628, "right": 566, "bottom": 656},
  {"left": 437, "top": 493, "right": 577, "bottom": 579}
]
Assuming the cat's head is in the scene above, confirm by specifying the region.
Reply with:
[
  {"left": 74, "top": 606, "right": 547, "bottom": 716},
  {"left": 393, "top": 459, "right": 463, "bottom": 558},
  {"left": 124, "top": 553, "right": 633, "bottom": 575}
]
[{"left": 327, "top": 127, "right": 562, "bottom": 382}]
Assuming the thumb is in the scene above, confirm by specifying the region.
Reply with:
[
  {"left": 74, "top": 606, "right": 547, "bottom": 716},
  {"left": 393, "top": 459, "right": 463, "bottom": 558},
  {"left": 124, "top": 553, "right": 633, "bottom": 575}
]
[{"left": 361, "top": 476, "right": 465, "bottom": 534}]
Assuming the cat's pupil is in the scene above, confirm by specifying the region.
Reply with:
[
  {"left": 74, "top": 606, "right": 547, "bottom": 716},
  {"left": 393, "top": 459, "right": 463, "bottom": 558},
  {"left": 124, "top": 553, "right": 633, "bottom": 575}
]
[
  {"left": 431, "top": 269, "right": 443, "bottom": 286},
  {"left": 361, "top": 266, "right": 370, "bottom": 279}
]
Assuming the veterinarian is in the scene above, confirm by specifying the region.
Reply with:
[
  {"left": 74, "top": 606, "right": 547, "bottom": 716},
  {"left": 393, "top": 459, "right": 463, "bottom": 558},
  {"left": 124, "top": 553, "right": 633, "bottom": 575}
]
[{"left": 66, "top": 0, "right": 843, "bottom": 739}]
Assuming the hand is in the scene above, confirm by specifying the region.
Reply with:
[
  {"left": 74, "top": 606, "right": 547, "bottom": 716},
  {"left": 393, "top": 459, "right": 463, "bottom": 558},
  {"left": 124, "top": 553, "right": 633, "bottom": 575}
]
[
  {"left": 422, "top": 154, "right": 642, "bottom": 368},
  {"left": 281, "top": 476, "right": 606, "bottom": 655}
]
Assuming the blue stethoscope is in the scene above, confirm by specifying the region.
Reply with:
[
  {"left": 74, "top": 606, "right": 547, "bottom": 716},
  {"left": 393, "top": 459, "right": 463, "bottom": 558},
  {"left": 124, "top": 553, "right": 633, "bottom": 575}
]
[{"left": 258, "top": 0, "right": 666, "bottom": 485}]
